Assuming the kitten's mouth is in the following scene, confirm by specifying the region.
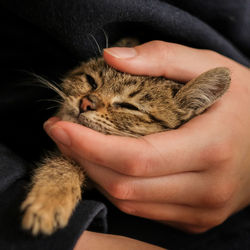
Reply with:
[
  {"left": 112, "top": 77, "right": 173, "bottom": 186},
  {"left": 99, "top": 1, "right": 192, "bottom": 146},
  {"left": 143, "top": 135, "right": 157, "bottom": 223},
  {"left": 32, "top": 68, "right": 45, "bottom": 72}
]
[
  {"left": 77, "top": 113, "right": 102, "bottom": 131},
  {"left": 77, "top": 113, "right": 139, "bottom": 137}
]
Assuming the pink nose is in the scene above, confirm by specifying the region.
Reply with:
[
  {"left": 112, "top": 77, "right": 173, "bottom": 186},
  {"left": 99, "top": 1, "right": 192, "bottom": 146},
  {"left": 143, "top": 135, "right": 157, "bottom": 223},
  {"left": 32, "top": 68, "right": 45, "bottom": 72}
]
[{"left": 80, "top": 97, "right": 96, "bottom": 112}]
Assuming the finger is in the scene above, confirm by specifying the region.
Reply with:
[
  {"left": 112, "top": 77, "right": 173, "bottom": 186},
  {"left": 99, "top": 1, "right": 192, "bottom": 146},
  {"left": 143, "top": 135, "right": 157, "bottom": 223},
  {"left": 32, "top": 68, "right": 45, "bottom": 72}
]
[
  {"left": 104, "top": 41, "right": 244, "bottom": 82},
  {"left": 45, "top": 120, "right": 208, "bottom": 177},
  {"left": 161, "top": 221, "right": 212, "bottom": 234},
  {"left": 81, "top": 159, "right": 213, "bottom": 207},
  {"left": 43, "top": 116, "right": 61, "bottom": 130},
  {"left": 97, "top": 188, "right": 227, "bottom": 229}
]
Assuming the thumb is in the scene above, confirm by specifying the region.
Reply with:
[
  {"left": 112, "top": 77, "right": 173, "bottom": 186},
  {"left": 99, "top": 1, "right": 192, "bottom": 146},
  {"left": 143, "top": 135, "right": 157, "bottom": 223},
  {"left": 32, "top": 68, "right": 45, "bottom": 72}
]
[{"left": 103, "top": 41, "right": 236, "bottom": 82}]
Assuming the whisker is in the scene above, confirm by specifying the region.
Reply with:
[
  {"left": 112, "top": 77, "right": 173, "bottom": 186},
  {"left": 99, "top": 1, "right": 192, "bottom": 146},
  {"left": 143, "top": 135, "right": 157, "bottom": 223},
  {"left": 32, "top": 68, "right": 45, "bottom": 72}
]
[
  {"left": 87, "top": 35, "right": 98, "bottom": 57},
  {"left": 89, "top": 34, "right": 102, "bottom": 55},
  {"left": 91, "top": 117, "right": 134, "bottom": 137},
  {"left": 45, "top": 105, "right": 60, "bottom": 110},
  {"left": 29, "top": 73, "right": 66, "bottom": 100},
  {"left": 37, "top": 98, "right": 64, "bottom": 105},
  {"left": 18, "top": 71, "right": 66, "bottom": 100},
  {"left": 51, "top": 80, "right": 63, "bottom": 90},
  {"left": 101, "top": 28, "right": 109, "bottom": 49},
  {"left": 36, "top": 99, "right": 61, "bottom": 111}
]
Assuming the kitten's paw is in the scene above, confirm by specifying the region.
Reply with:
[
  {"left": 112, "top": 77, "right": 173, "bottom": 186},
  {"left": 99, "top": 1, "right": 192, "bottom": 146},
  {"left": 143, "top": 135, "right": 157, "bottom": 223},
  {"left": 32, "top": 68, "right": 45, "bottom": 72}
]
[{"left": 21, "top": 188, "right": 78, "bottom": 235}]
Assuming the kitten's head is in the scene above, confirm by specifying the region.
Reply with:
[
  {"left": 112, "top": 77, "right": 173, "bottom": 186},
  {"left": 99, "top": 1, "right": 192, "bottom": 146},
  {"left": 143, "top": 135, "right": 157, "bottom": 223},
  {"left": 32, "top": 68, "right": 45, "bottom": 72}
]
[{"left": 56, "top": 56, "right": 230, "bottom": 137}]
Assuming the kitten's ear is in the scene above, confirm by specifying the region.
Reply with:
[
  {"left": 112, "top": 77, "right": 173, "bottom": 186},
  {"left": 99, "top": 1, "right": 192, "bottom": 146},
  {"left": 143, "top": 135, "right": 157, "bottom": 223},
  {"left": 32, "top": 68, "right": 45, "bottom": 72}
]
[
  {"left": 113, "top": 37, "right": 139, "bottom": 47},
  {"left": 175, "top": 67, "right": 230, "bottom": 114}
]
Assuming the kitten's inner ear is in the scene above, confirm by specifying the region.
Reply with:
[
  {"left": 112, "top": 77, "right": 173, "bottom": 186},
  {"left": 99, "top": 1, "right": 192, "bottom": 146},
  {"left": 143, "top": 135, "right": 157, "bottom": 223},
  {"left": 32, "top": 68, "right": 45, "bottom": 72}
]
[{"left": 174, "top": 67, "right": 231, "bottom": 114}]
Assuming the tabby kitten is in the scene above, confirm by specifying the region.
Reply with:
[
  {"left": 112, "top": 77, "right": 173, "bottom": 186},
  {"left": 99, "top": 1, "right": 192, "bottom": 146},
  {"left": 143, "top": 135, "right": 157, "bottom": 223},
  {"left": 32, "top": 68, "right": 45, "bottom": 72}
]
[{"left": 21, "top": 39, "right": 231, "bottom": 235}]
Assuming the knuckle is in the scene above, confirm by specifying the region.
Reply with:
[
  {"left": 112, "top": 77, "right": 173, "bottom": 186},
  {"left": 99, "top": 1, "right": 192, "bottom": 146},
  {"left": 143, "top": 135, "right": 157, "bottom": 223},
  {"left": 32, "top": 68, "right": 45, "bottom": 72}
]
[
  {"left": 192, "top": 216, "right": 209, "bottom": 228},
  {"left": 108, "top": 179, "right": 133, "bottom": 200},
  {"left": 123, "top": 158, "right": 141, "bottom": 176},
  {"left": 185, "top": 226, "right": 211, "bottom": 234},
  {"left": 115, "top": 200, "right": 137, "bottom": 215},
  {"left": 203, "top": 182, "right": 235, "bottom": 208},
  {"left": 210, "top": 212, "right": 227, "bottom": 227},
  {"left": 202, "top": 140, "right": 234, "bottom": 166},
  {"left": 149, "top": 40, "right": 168, "bottom": 50},
  {"left": 148, "top": 41, "right": 176, "bottom": 61},
  {"left": 124, "top": 152, "right": 151, "bottom": 176},
  {"left": 194, "top": 212, "right": 226, "bottom": 229}
]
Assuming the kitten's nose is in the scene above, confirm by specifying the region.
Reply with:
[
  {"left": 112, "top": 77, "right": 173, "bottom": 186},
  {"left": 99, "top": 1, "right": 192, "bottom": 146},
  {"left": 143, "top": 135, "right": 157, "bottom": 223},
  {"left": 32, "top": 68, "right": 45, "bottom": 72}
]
[{"left": 79, "top": 96, "right": 96, "bottom": 113}]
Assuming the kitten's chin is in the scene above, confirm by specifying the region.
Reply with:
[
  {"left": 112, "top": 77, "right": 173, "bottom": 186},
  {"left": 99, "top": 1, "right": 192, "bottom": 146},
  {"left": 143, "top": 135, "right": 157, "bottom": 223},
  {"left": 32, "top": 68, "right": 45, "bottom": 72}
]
[
  {"left": 58, "top": 111, "right": 108, "bottom": 134},
  {"left": 60, "top": 113, "right": 141, "bottom": 137},
  {"left": 77, "top": 115, "right": 107, "bottom": 134},
  {"left": 77, "top": 114, "right": 134, "bottom": 136},
  {"left": 59, "top": 114, "right": 79, "bottom": 124}
]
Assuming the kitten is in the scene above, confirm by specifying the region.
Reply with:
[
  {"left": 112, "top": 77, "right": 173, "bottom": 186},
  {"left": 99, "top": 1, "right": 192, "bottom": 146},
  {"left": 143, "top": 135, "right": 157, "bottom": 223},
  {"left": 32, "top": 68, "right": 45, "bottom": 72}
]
[{"left": 21, "top": 39, "right": 231, "bottom": 235}]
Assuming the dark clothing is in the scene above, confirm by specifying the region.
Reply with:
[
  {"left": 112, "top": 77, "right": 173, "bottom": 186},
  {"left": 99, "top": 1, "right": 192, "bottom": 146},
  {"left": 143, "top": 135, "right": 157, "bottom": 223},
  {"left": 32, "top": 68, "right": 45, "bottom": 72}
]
[{"left": 0, "top": 1, "right": 250, "bottom": 249}]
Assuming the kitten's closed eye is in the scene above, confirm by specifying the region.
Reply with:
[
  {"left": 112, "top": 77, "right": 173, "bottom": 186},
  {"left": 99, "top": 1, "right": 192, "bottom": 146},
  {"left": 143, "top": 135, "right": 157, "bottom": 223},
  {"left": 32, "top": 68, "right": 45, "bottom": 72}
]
[
  {"left": 86, "top": 74, "right": 98, "bottom": 89},
  {"left": 114, "top": 102, "right": 139, "bottom": 111}
]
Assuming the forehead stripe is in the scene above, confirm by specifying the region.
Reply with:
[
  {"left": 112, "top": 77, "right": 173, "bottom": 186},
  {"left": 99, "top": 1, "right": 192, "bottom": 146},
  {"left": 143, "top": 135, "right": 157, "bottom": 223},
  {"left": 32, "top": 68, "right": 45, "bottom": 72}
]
[{"left": 128, "top": 89, "right": 142, "bottom": 98}]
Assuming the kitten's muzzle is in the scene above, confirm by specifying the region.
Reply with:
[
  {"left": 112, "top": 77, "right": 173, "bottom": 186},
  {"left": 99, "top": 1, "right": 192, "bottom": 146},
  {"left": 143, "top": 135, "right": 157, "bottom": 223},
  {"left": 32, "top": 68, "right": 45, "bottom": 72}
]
[{"left": 79, "top": 94, "right": 104, "bottom": 113}]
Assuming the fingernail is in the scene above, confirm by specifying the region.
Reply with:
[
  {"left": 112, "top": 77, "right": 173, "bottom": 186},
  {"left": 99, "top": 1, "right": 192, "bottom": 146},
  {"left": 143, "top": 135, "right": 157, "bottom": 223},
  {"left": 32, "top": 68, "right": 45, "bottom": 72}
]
[
  {"left": 104, "top": 47, "right": 137, "bottom": 59},
  {"left": 43, "top": 117, "right": 61, "bottom": 131},
  {"left": 49, "top": 126, "right": 71, "bottom": 146}
]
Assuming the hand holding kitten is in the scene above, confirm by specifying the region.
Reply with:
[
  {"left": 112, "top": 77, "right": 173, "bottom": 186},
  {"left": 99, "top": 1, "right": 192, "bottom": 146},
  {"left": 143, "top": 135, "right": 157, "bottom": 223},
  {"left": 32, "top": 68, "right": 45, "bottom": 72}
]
[{"left": 45, "top": 41, "right": 250, "bottom": 233}]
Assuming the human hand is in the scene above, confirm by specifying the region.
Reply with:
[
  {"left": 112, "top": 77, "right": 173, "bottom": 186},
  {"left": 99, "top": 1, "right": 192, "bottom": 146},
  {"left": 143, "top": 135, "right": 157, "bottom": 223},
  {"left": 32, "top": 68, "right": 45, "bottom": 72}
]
[
  {"left": 44, "top": 41, "right": 250, "bottom": 233},
  {"left": 74, "top": 231, "right": 165, "bottom": 250}
]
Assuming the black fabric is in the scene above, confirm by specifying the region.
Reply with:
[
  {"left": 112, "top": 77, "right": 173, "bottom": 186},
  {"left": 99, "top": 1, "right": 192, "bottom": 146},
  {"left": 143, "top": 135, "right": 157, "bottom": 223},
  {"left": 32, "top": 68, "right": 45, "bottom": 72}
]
[
  {"left": 0, "top": 0, "right": 250, "bottom": 249},
  {"left": 0, "top": 145, "right": 107, "bottom": 250}
]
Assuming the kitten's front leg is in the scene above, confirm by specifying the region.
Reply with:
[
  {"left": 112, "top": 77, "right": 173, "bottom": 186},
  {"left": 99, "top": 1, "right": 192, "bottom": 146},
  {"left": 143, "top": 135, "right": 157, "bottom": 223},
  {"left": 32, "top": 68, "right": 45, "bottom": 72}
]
[{"left": 21, "top": 153, "right": 85, "bottom": 235}]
